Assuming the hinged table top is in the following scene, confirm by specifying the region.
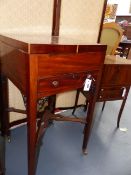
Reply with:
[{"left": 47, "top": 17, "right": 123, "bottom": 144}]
[{"left": 0, "top": 34, "right": 106, "bottom": 54}]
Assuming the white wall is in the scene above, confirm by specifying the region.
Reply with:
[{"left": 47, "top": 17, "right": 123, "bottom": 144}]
[{"left": 108, "top": 0, "right": 131, "bottom": 15}]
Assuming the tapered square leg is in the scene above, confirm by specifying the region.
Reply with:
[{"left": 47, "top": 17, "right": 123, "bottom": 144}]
[
  {"left": 82, "top": 97, "right": 96, "bottom": 155},
  {"left": 0, "top": 75, "right": 10, "bottom": 137}
]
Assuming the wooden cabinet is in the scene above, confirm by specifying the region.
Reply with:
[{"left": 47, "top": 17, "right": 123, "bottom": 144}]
[
  {"left": 73, "top": 55, "right": 131, "bottom": 129},
  {"left": 98, "top": 56, "right": 131, "bottom": 102}
]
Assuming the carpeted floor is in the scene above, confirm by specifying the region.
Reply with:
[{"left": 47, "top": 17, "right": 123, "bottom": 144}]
[{"left": 5, "top": 91, "right": 131, "bottom": 175}]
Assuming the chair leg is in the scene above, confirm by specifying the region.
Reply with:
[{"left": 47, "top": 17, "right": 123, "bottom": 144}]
[
  {"left": 117, "top": 87, "right": 130, "bottom": 128},
  {"left": 102, "top": 101, "right": 106, "bottom": 111},
  {"left": 72, "top": 90, "right": 80, "bottom": 115}
]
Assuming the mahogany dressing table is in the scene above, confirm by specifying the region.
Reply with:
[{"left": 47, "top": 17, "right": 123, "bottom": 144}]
[{"left": 0, "top": 34, "right": 106, "bottom": 175}]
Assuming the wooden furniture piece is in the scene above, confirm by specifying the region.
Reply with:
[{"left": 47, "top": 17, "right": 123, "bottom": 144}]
[
  {"left": 116, "top": 15, "right": 131, "bottom": 24},
  {"left": 73, "top": 55, "right": 131, "bottom": 128},
  {"left": 119, "top": 39, "right": 131, "bottom": 58},
  {"left": 127, "top": 47, "right": 131, "bottom": 59},
  {"left": 100, "top": 22, "right": 123, "bottom": 55},
  {"left": 125, "top": 25, "right": 131, "bottom": 40},
  {"left": 0, "top": 136, "right": 5, "bottom": 175},
  {"left": 0, "top": 34, "right": 106, "bottom": 175}
]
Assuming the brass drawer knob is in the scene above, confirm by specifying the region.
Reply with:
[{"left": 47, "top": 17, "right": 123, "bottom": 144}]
[{"left": 52, "top": 80, "right": 59, "bottom": 87}]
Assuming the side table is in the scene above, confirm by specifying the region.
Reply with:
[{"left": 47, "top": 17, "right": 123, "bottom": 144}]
[{"left": 0, "top": 34, "right": 106, "bottom": 175}]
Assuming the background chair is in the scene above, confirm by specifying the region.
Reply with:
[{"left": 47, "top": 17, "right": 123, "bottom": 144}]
[{"left": 100, "top": 22, "right": 123, "bottom": 55}]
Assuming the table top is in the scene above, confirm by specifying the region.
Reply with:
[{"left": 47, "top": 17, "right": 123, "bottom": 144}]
[
  {"left": 0, "top": 33, "right": 97, "bottom": 44},
  {"left": 105, "top": 55, "right": 131, "bottom": 65},
  {"left": 0, "top": 34, "right": 104, "bottom": 54}
]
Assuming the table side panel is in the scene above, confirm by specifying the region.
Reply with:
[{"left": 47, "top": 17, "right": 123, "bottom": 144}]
[
  {"left": 37, "top": 52, "right": 105, "bottom": 77},
  {"left": 30, "top": 44, "right": 106, "bottom": 54},
  {"left": 0, "top": 42, "right": 28, "bottom": 94},
  {"left": 30, "top": 44, "right": 77, "bottom": 54},
  {"left": 101, "top": 64, "right": 131, "bottom": 86}
]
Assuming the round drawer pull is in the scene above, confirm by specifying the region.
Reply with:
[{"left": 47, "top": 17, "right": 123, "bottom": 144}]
[
  {"left": 52, "top": 80, "right": 59, "bottom": 87},
  {"left": 99, "top": 96, "right": 102, "bottom": 98}
]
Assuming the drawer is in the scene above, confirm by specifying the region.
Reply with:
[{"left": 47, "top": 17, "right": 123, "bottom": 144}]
[
  {"left": 97, "top": 86, "right": 126, "bottom": 101},
  {"left": 37, "top": 71, "right": 98, "bottom": 98}
]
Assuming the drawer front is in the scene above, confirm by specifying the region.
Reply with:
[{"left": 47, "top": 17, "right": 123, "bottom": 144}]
[
  {"left": 101, "top": 65, "right": 131, "bottom": 86},
  {"left": 37, "top": 71, "right": 98, "bottom": 98},
  {"left": 97, "top": 87, "right": 126, "bottom": 101}
]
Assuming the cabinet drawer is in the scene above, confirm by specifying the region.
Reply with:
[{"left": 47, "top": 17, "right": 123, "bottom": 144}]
[
  {"left": 97, "top": 87, "right": 126, "bottom": 101},
  {"left": 38, "top": 71, "right": 98, "bottom": 98}
]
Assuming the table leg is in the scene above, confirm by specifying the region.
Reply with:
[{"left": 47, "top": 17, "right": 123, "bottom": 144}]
[
  {"left": 117, "top": 87, "right": 130, "bottom": 128},
  {"left": 48, "top": 95, "right": 56, "bottom": 113},
  {"left": 0, "top": 135, "right": 5, "bottom": 175},
  {"left": 0, "top": 75, "right": 10, "bottom": 137},
  {"left": 27, "top": 96, "right": 52, "bottom": 175},
  {"left": 101, "top": 101, "right": 106, "bottom": 111},
  {"left": 27, "top": 55, "right": 40, "bottom": 175},
  {"left": 72, "top": 90, "right": 80, "bottom": 115},
  {"left": 82, "top": 96, "right": 96, "bottom": 155},
  {"left": 27, "top": 90, "right": 38, "bottom": 175}
]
